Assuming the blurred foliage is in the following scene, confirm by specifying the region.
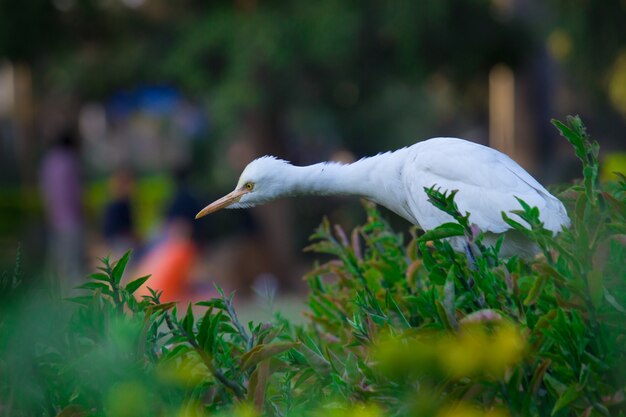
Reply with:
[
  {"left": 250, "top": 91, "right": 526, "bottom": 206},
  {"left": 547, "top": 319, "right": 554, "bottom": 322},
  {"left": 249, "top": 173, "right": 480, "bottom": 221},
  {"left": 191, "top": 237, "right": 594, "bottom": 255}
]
[
  {"left": 1, "top": 116, "right": 625, "bottom": 416},
  {"left": 17, "top": 0, "right": 526, "bottom": 152},
  {"left": 154, "top": 0, "right": 528, "bottom": 144},
  {"left": 2, "top": 0, "right": 625, "bottom": 138}
]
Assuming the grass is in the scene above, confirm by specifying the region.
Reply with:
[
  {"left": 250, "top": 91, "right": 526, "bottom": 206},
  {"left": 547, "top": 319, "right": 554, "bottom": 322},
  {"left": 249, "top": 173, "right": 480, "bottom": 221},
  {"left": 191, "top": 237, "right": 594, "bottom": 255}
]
[{"left": 1, "top": 115, "right": 625, "bottom": 417}]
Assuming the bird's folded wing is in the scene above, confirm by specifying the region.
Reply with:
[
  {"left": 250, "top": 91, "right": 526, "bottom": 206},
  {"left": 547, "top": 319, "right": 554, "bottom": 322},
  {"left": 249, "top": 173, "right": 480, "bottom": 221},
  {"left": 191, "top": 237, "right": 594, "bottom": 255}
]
[{"left": 402, "top": 141, "right": 568, "bottom": 233}]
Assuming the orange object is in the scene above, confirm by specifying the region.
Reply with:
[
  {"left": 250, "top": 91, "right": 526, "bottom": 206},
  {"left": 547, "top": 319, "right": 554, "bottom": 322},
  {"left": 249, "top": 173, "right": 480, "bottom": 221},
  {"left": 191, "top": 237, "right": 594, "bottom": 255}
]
[{"left": 134, "top": 237, "right": 198, "bottom": 302}]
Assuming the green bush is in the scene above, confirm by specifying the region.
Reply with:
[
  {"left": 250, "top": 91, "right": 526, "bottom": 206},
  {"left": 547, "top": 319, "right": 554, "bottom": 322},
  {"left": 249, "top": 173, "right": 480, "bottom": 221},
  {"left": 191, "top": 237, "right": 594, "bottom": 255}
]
[{"left": 1, "top": 116, "right": 625, "bottom": 417}]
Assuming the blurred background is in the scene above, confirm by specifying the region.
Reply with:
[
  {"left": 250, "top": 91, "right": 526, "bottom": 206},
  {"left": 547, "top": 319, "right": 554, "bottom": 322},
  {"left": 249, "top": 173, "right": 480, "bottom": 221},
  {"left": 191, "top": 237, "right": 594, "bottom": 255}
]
[{"left": 1, "top": 0, "right": 625, "bottom": 302}]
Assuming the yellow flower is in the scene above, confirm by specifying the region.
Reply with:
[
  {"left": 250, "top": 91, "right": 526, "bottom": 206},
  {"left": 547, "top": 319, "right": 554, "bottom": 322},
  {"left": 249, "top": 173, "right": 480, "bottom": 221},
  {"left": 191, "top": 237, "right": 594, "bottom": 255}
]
[
  {"left": 105, "top": 381, "right": 150, "bottom": 417},
  {"left": 438, "top": 326, "right": 488, "bottom": 377},
  {"left": 373, "top": 332, "right": 436, "bottom": 376},
  {"left": 157, "top": 350, "right": 213, "bottom": 387},
  {"left": 485, "top": 324, "right": 525, "bottom": 376}
]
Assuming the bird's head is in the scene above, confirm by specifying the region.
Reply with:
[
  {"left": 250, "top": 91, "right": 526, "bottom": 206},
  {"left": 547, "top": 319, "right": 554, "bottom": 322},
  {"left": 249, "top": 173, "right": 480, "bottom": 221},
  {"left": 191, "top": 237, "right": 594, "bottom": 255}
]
[{"left": 195, "top": 156, "right": 291, "bottom": 219}]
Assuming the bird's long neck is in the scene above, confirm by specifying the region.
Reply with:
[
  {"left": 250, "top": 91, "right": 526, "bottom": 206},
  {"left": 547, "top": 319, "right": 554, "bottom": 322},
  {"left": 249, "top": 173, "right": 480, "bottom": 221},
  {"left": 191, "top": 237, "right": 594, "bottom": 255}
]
[
  {"left": 287, "top": 162, "right": 363, "bottom": 196},
  {"left": 286, "top": 152, "right": 403, "bottom": 203},
  {"left": 266, "top": 151, "right": 416, "bottom": 223}
]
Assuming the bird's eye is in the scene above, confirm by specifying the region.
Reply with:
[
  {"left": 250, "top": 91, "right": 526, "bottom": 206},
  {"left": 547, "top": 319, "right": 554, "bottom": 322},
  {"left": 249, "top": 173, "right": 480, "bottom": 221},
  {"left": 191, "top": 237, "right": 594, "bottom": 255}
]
[{"left": 245, "top": 182, "right": 254, "bottom": 191}]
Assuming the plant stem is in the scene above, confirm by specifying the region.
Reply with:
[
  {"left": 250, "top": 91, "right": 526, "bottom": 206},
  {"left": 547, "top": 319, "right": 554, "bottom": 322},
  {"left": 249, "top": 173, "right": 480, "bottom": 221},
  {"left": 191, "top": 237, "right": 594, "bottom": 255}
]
[
  {"left": 164, "top": 313, "right": 245, "bottom": 398},
  {"left": 223, "top": 295, "right": 253, "bottom": 351},
  {"left": 196, "top": 348, "right": 245, "bottom": 399}
]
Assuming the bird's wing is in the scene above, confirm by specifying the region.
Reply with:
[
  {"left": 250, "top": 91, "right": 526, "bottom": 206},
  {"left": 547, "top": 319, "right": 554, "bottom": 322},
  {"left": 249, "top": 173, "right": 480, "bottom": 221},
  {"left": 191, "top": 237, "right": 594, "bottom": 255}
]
[{"left": 402, "top": 138, "right": 569, "bottom": 234}]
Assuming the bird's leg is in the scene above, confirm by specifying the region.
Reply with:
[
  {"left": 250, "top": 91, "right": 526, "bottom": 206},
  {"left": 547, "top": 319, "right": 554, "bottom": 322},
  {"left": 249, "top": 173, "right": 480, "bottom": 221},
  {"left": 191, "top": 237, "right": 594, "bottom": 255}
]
[
  {"left": 463, "top": 224, "right": 481, "bottom": 273},
  {"left": 464, "top": 242, "right": 477, "bottom": 274},
  {"left": 464, "top": 240, "right": 487, "bottom": 309},
  {"left": 503, "top": 263, "right": 513, "bottom": 292},
  {"left": 502, "top": 263, "right": 523, "bottom": 320}
]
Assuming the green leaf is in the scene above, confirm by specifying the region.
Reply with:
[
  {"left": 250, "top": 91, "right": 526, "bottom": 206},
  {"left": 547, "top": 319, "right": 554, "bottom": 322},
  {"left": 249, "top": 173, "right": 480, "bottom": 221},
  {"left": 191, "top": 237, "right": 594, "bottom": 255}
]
[
  {"left": 604, "top": 288, "right": 626, "bottom": 313},
  {"left": 501, "top": 212, "right": 530, "bottom": 233},
  {"left": 65, "top": 296, "right": 94, "bottom": 306},
  {"left": 586, "top": 270, "right": 603, "bottom": 308},
  {"left": 75, "top": 281, "right": 111, "bottom": 293},
  {"left": 111, "top": 250, "right": 131, "bottom": 284},
  {"left": 162, "top": 344, "right": 192, "bottom": 361},
  {"left": 602, "top": 192, "right": 626, "bottom": 220},
  {"left": 196, "top": 307, "right": 214, "bottom": 350},
  {"left": 543, "top": 373, "right": 567, "bottom": 398},
  {"left": 552, "top": 117, "right": 585, "bottom": 161},
  {"left": 204, "top": 310, "right": 223, "bottom": 351},
  {"left": 442, "top": 266, "right": 458, "bottom": 329},
  {"left": 533, "top": 264, "right": 566, "bottom": 285},
  {"left": 125, "top": 275, "right": 151, "bottom": 295},
  {"left": 524, "top": 274, "right": 548, "bottom": 306},
  {"left": 196, "top": 299, "right": 226, "bottom": 310},
  {"left": 551, "top": 384, "right": 582, "bottom": 415},
  {"left": 240, "top": 342, "right": 299, "bottom": 370},
  {"left": 297, "top": 343, "right": 331, "bottom": 375},
  {"left": 148, "top": 301, "right": 177, "bottom": 314},
  {"left": 551, "top": 116, "right": 599, "bottom": 204},
  {"left": 418, "top": 222, "right": 465, "bottom": 242},
  {"left": 88, "top": 273, "right": 109, "bottom": 282},
  {"left": 423, "top": 186, "right": 469, "bottom": 228},
  {"left": 529, "top": 358, "right": 552, "bottom": 395},
  {"left": 247, "top": 359, "right": 270, "bottom": 409},
  {"left": 293, "top": 368, "right": 316, "bottom": 390},
  {"left": 182, "top": 303, "right": 194, "bottom": 336},
  {"left": 385, "top": 291, "right": 410, "bottom": 329},
  {"left": 436, "top": 301, "right": 454, "bottom": 331}
]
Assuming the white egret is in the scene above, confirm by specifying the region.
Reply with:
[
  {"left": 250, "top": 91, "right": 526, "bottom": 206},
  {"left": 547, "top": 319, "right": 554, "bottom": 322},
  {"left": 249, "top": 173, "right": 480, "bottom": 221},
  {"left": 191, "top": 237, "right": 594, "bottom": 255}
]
[{"left": 196, "top": 137, "right": 569, "bottom": 257}]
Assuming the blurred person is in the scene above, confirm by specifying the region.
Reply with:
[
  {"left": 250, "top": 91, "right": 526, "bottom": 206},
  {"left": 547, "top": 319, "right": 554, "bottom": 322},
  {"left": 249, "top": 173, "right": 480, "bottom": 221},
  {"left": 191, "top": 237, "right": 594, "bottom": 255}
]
[
  {"left": 102, "top": 168, "right": 137, "bottom": 258},
  {"left": 134, "top": 218, "right": 198, "bottom": 302},
  {"left": 133, "top": 165, "right": 202, "bottom": 302},
  {"left": 40, "top": 129, "right": 84, "bottom": 290}
]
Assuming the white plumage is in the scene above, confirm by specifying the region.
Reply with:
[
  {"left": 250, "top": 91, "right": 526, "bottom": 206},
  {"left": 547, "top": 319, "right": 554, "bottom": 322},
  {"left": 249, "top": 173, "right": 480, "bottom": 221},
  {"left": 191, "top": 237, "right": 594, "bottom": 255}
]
[{"left": 196, "top": 137, "right": 570, "bottom": 257}]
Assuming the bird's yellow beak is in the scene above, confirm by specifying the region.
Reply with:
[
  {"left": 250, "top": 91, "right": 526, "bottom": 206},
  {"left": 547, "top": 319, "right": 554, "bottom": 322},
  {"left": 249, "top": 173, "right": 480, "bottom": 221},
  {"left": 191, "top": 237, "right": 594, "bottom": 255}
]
[{"left": 195, "top": 188, "right": 249, "bottom": 219}]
